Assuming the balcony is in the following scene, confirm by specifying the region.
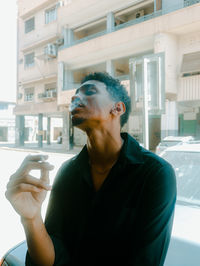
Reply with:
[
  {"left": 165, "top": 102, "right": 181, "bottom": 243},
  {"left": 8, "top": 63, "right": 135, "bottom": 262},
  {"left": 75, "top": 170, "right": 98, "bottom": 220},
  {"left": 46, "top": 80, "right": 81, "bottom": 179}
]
[
  {"left": 21, "top": 23, "right": 59, "bottom": 52},
  {"left": 59, "top": 0, "right": 200, "bottom": 50},
  {"left": 57, "top": 0, "right": 139, "bottom": 29},
  {"left": 178, "top": 75, "right": 200, "bottom": 103},
  {"left": 19, "top": 58, "right": 57, "bottom": 85},
  {"left": 38, "top": 91, "right": 57, "bottom": 101}
]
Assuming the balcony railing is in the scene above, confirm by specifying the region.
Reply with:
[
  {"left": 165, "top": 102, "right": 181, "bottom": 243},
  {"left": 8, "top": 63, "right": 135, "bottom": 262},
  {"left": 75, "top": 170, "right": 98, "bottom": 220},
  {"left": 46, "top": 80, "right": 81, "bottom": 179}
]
[
  {"left": 38, "top": 91, "right": 57, "bottom": 101},
  {"left": 184, "top": 0, "right": 200, "bottom": 7},
  {"left": 73, "top": 30, "right": 107, "bottom": 46},
  {"left": 60, "top": 0, "right": 200, "bottom": 50},
  {"left": 114, "top": 10, "right": 162, "bottom": 31}
]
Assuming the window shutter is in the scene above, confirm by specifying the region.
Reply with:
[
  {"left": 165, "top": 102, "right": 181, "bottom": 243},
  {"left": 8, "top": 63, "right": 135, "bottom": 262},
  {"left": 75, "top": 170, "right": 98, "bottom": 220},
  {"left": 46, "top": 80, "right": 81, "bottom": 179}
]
[{"left": 181, "top": 51, "right": 200, "bottom": 73}]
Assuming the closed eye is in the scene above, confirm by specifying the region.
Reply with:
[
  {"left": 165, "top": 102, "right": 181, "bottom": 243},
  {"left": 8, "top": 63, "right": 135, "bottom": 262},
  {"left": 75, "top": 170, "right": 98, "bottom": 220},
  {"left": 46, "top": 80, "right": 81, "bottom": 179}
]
[
  {"left": 75, "top": 84, "right": 98, "bottom": 96},
  {"left": 84, "top": 88, "right": 96, "bottom": 96}
]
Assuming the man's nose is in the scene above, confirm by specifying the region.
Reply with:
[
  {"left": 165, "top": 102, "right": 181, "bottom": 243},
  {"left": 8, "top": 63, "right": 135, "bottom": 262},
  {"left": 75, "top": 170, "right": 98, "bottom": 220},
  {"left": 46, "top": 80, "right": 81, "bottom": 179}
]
[{"left": 71, "top": 93, "right": 80, "bottom": 102}]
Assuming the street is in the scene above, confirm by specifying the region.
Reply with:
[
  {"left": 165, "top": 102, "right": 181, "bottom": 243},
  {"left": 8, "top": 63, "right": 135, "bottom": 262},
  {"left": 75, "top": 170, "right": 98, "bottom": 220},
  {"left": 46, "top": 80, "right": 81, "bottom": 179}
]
[{"left": 0, "top": 148, "right": 75, "bottom": 257}]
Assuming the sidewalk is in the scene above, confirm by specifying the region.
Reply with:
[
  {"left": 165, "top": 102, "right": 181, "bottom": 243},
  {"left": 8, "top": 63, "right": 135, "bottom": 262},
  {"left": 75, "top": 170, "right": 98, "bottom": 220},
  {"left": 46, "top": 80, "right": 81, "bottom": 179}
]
[{"left": 0, "top": 141, "right": 82, "bottom": 155}]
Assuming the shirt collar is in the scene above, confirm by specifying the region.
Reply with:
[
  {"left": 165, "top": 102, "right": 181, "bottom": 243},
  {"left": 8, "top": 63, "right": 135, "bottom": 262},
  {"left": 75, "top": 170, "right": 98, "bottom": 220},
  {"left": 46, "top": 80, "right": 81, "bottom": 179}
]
[{"left": 118, "top": 132, "right": 144, "bottom": 165}]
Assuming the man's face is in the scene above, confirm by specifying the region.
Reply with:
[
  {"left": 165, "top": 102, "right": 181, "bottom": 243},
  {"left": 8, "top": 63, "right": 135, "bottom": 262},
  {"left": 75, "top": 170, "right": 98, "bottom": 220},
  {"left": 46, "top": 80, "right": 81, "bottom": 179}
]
[{"left": 70, "top": 80, "right": 115, "bottom": 130}]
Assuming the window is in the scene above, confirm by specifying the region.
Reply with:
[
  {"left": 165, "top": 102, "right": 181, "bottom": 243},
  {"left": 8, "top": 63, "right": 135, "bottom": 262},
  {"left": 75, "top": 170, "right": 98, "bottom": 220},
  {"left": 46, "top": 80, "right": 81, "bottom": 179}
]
[
  {"left": 25, "top": 17, "right": 35, "bottom": 33},
  {"left": 24, "top": 88, "right": 34, "bottom": 102},
  {"left": 24, "top": 52, "right": 35, "bottom": 68},
  {"left": 24, "top": 93, "right": 34, "bottom": 102},
  {"left": 44, "top": 83, "right": 57, "bottom": 97},
  {"left": 45, "top": 6, "right": 57, "bottom": 24}
]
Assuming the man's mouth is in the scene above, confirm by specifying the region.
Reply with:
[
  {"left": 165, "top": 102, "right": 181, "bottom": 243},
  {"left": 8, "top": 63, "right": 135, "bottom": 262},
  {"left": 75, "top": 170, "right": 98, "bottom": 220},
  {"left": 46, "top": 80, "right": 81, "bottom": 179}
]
[{"left": 70, "top": 101, "right": 85, "bottom": 113}]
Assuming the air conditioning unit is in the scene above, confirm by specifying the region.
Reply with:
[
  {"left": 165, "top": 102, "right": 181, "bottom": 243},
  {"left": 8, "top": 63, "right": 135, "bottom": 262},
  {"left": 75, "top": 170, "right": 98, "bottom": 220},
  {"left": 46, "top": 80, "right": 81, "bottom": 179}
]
[
  {"left": 56, "top": 38, "right": 64, "bottom": 46},
  {"left": 46, "top": 43, "right": 57, "bottom": 58},
  {"left": 115, "top": 18, "right": 124, "bottom": 26},
  {"left": 135, "top": 10, "right": 144, "bottom": 19}
]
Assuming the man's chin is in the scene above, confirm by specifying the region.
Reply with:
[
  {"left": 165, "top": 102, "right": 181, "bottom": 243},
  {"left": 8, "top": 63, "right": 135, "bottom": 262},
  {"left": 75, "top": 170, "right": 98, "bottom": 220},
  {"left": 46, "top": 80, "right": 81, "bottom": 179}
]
[{"left": 71, "top": 117, "right": 85, "bottom": 127}]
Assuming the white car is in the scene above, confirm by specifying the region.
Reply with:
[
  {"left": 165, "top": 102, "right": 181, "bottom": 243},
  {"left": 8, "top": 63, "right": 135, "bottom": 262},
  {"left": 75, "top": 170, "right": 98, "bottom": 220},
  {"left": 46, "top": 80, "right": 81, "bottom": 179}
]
[
  {"left": 155, "top": 136, "right": 194, "bottom": 155},
  {"left": 161, "top": 143, "right": 200, "bottom": 266}
]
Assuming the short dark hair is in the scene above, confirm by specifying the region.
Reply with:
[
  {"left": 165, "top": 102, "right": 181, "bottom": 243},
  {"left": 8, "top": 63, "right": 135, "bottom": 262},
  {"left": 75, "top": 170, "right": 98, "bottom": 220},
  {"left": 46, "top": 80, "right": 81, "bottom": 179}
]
[{"left": 81, "top": 72, "right": 131, "bottom": 128}]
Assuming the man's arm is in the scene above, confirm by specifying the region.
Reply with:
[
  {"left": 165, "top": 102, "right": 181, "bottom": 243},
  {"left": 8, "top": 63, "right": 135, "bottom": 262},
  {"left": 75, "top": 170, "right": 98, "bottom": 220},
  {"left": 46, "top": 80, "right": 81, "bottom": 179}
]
[
  {"left": 5, "top": 155, "right": 55, "bottom": 266},
  {"left": 23, "top": 215, "right": 55, "bottom": 266},
  {"left": 133, "top": 163, "right": 177, "bottom": 265},
  {"left": 25, "top": 161, "right": 72, "bottom": 266}
]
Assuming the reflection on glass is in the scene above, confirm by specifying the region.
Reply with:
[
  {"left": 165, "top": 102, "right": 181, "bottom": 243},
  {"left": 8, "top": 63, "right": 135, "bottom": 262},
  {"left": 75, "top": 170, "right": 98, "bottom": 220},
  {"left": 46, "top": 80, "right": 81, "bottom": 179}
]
[{"left": 162, "top": 151, "right": 200, "bottom": 206}]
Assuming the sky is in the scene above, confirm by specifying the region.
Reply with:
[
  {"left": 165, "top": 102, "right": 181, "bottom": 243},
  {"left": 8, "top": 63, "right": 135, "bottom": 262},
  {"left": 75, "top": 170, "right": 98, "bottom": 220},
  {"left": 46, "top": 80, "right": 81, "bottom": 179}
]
[{"left": 0, "top": 2, "right": 17, "bottom": 102}]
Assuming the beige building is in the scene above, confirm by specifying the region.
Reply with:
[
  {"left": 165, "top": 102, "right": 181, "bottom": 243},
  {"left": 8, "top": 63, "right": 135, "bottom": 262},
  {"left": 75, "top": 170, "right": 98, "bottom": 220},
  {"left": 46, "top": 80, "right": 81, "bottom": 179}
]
[{"left": 15, "top": 0, "right": 200, "bottom": 150}]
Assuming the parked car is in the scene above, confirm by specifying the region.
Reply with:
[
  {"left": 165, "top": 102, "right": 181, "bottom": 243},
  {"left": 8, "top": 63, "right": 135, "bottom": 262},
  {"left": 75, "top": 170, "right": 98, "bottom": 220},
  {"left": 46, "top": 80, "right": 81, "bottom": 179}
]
[
  {"left": 0, "top": 241, "right": 27, "bottom": 266},
  {"left": 155, "top": 135, "right": 194, "bottom": 155},
  {"left": 2, "top": 143, "right": 200, "bottom": 266},
  {"left": 161, "top": 143, "right": 200, "bottom": 265}
]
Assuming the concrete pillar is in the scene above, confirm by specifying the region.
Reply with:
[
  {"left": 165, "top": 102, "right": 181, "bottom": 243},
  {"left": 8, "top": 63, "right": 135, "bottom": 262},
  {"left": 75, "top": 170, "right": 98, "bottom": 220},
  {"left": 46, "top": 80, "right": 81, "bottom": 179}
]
[
  {"left": 63, "top": 27, "right": 74, "bottom": 46},
  {"left": 154, "top": 33, "right": 178, "bottom": 95},
  {"left": 154, "top": 0, "right": 162, "bottom": 11},
  {"left": 15, "top": 115, "right": 25, "bottom": 146},
  {"left": 161, "top": 101, "right": 178, "bottom": 139},
  {"left": 106, "top": 60, "right": 114, "bottom": 76},
  {"left": 47, "top": 117, "right": 51, "bottom": 145},
  {"left": 58, "top": 61, "right": 65, "bottom": 92},
  {"left": 38, "top": 113, "right": 43, "bottom": 148},
  {"left": 64, "top": 65, "right": 74, "bottom": 90},
  {"left": 154, "top": 33, "right": 178, "bottom": 138},
  {"left": 62, "top": 111, "right": 70, "bottom": 150},
  {"left": 107, "top": 12, "right": 115, "bottom": 33}
]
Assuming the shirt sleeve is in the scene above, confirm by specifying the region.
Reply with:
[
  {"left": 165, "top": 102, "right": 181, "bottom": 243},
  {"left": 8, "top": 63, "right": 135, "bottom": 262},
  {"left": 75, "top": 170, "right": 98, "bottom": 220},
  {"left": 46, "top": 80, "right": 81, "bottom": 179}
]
[
  {"left": 26, "top": 162, "right": 71, "bottom": 266},
  {"left": 133, "top": 163, "right": 177, "bottom": 266}
]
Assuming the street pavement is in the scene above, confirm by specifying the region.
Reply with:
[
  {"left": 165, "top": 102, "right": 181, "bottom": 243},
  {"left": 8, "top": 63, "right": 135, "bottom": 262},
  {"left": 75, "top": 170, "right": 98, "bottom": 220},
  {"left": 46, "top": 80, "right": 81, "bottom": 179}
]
[
  {"left": 0, "top": 146, "right": 77, "bottom": 258},
  {"left": 0, "top": 141, "right": 82, "bottom": 155}
]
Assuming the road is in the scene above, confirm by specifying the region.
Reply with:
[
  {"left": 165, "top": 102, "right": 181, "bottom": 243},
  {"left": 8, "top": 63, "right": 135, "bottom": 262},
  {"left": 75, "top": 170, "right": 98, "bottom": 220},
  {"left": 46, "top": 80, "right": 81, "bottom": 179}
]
[{"left": 0, "top": 148, "right": 75, "bottom": 257}]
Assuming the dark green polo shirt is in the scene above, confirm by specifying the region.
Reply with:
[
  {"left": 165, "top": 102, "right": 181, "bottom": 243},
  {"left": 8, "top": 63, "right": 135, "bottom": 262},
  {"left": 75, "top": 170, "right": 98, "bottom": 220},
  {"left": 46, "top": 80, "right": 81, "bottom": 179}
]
[{"left": 26, "top": 133, "right": 176, "bottom": 266}]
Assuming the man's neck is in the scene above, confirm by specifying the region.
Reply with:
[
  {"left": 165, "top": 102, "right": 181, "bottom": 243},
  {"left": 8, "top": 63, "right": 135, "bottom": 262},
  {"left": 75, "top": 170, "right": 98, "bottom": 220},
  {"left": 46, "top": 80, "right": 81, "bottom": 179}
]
[{"left": 86, "top": 128, "right": 123, "bottom": 167}]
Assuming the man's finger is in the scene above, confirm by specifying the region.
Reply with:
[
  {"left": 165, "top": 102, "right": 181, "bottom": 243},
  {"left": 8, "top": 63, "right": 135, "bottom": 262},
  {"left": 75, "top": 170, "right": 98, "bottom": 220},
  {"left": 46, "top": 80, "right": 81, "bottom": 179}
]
[
  {"left": 5, "top": 183, "right": 46, "bottom": 199},
  {"left": 17, "top": 161, "right": 54, "bottom": 176},
  {"left": 26, "top": 161, "right": 54, "bottom": 171},
  {"left": 7, "top": 175, "right": 51, "bottom": 190},
  {"left": 25, "top": 154, "right": 49, "bottom": 162}
]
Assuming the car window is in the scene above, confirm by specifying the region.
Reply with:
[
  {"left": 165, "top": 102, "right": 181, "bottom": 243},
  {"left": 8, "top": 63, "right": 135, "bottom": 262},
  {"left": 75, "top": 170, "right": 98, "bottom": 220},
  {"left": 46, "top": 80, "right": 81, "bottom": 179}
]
[{"left": 162, "top": 151, "right": 200, "bottom": 206}]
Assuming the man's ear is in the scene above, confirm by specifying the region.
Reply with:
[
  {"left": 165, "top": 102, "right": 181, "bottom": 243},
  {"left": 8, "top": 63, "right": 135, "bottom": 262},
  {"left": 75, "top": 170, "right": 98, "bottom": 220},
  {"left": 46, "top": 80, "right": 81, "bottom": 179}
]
[{"left": 111, "top": 102, "right": 126, "bottom": 115}]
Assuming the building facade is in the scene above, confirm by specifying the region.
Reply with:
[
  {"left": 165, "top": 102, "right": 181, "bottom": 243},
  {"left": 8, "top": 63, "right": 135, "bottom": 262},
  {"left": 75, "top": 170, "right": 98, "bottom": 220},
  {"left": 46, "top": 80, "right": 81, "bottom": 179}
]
[{"left": 16, "top": 0, "right": 200, "bottom": 150}]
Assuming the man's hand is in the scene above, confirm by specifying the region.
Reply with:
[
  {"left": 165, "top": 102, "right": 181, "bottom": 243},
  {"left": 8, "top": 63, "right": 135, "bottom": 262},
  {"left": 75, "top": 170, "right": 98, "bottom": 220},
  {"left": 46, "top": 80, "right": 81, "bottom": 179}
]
[{"left": 5, "top": 154, "right": 54, "bottom": 220}]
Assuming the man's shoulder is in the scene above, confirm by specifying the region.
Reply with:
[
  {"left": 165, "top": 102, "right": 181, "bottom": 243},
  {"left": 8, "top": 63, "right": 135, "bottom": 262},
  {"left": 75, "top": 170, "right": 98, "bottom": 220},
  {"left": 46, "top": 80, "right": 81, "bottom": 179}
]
[
  {"left": 125, "top": 133, "right": 172, "bottom": 170},
  {"left": 57, "top": 154, "right": 80, "bottom": 175},
  {"left": 52, "top": 155, "right": 80, "bottom": 187},
  {"left": 141, "top": 146, "right": 172, "bottom": 170}
]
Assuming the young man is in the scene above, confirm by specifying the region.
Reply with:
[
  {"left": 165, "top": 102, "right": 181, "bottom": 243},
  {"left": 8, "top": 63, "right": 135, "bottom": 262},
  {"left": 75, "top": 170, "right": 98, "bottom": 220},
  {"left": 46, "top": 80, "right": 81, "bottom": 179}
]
[{"left": 6, "top": 72, "right": 176, "bottom": 266}]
